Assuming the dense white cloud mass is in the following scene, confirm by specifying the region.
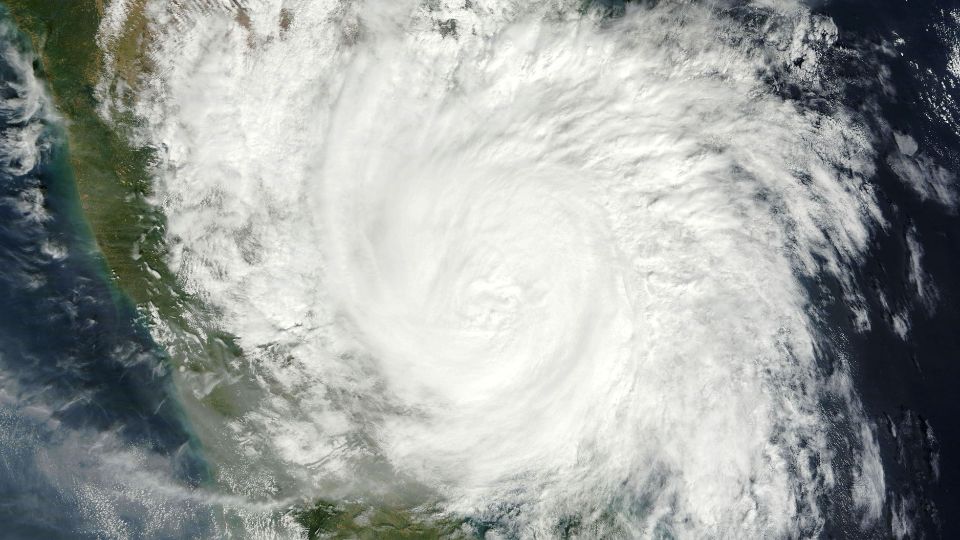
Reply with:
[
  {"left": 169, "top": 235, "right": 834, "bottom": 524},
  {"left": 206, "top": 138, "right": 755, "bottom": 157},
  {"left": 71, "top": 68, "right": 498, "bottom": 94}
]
[{"left": 99, "top": 0, "right": 888, "bottom": 536}]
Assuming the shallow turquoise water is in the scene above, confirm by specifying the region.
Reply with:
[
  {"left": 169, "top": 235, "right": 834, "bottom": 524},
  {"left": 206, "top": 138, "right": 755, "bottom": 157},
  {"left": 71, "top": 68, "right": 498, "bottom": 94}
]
[{"left": 0, "top": 11, "right": 212, "bottom": 537}]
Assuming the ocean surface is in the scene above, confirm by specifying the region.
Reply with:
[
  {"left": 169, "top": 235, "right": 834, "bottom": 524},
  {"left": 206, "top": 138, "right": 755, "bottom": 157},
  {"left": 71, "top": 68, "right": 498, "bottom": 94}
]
[
  {"left": 1, "top": 0, "right": 959, "bottom": 538},
  {"left": 828, "top": 0, "right": 960, "bottom": 534},
  {"left": 0, "top": 11, "right": 210, "bottom": 537}
]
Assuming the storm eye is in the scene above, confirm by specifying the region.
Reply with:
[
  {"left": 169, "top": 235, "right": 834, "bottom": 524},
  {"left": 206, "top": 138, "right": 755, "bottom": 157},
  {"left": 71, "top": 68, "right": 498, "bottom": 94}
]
[{"left": 7, "top": 0, "right": 951, "bottom": 537}]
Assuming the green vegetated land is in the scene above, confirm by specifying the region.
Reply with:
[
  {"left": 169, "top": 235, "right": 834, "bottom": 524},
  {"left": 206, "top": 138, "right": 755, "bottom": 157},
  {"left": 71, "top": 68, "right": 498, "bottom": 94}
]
[
  {"left": 1, "top": 0, "right": 629, "bottom": 312},
  {"left": 0, "top": 3, "right": 467, "bottom": 537},
  {"left": 2, "top": 0, "right": 171, "bottom": 306},
  {"left": 2, "top": 0, "right": 255, "bottom": 458},
  {"left": 1, "top": 3, "right": 620, "bottom": 537},
  {"left": 293, "top": 501, "right": 471, "bottom": 540}
]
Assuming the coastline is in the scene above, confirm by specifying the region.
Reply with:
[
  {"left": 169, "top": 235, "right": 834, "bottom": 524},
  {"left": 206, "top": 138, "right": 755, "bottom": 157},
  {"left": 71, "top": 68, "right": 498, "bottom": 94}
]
[
  {"left": 2, "top": 1, "right": 185, "bottom": 312},
  {"left": 0, "top": 6, "right": 217, "bottom": 535},
  {"left": 1, "top": 0, "right": 258, "bottom": 479},
  {"left": 4, "top": 1, "right": 956, "bottom": 537},
  {"left": 0, "top": 0, "right": 211, "bottom": 484}
]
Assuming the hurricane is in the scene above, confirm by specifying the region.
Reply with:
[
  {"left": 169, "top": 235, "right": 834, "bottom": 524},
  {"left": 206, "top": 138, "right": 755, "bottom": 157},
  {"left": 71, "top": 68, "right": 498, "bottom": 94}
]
[
  {"left": 2, "top": 0, "right": 959, "bottom": 538},
  {"left": 99, "top": 0, "right": 888, "bottom": 535}
]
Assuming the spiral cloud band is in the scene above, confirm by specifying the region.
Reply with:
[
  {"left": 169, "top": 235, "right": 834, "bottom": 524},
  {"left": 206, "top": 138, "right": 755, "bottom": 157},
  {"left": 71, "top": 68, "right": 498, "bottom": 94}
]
[{"left": 97, "top": 0, "right": 888, "bottom": 536}]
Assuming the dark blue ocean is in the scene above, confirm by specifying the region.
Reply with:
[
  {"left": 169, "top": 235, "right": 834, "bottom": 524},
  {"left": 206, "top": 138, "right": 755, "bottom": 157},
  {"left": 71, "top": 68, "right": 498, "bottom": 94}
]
[
  {"left": 825, "top": 0, "right": 960, "bottom": 535},
  {"left": 0, "top": 11, "right": 211, "bottom": 538},
  {"left": 0, "top": 1, "right": 958, "bottom": 538}
]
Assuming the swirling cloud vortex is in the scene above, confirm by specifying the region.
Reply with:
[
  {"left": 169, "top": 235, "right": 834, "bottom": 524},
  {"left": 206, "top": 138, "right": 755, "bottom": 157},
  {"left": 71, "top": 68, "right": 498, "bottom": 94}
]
[{"left": 100, "top": 0, "right": 886, "bottom": 536}]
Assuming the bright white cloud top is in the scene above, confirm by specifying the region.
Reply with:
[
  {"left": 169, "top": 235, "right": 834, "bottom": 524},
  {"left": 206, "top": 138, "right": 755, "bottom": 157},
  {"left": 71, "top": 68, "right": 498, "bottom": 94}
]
[{"left": 97, "top": 0, "right": 890, "bottom": 537}]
